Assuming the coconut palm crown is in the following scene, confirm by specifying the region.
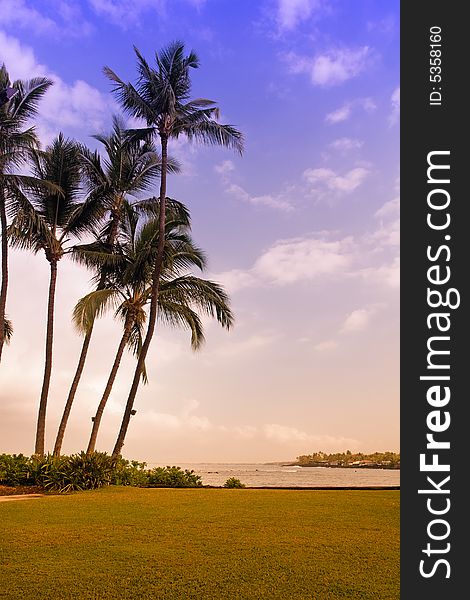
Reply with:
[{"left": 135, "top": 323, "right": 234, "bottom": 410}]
[
  {"left": 70, "top": 201, "right": 233, "bottom": 454},
  {"left": 8, "top": 134, "right": 104, "bottom": 455},
  {"left": 53, "top": 115, "right": 180, "bottom": 457},
  {"left": 104, "top": 41, "right": 243, "bottom": 457},
  {"left": 0, "top": 64, "right": 52, "bottom": 361}
]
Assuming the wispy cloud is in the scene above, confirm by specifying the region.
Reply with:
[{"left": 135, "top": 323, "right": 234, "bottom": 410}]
[
  {"left": 275, "top": 0, "right": 324, "bottom": 31},
  {"left": 0, "top": 0, "right": 93, "bottom": 37},
  {"left": 389, "top": 86, "right": 400, "bottom": 126},
  {"left": 215, "top": 192, "right": 400, "bottom": 293},
  {"left": 254, "top": 236, "right": 353, "bottom": 284},
  {"left": 263, "top": 424, "right": 358, "bottom": 449},
  {"left": 217, "top": 234, "right": 355, "bottom": 291},
  {"left": 0, "top": 31, "right": 113, "bottom": 145},
  {"left": 284, "top": 46, "right": 373, "bottom": 87},
  {"left": 359, "top": 256, "right": 400, "bottom": 289},
  {"left": 325, "top": 97, "right": 376, "bottom": 124},
  {"left": 329, "top": 137, "right": 363, "bottom": 153},
  {"left": 214, "top": 160, "right": 294, "bottom": 212},
  {"left": 227, "top": 183, "right": 294, "bottom": 212},
  {"left": 88, "top": 0, "right": 205, "bottom": 29},
  {"left": 313, "top": 339, "right": 338, "bottom": 352},
  {"left": 341, "top": 308, "right": 373, "bottom": 333},
  {"left": 303, "top": 166, "right": 370, "bottom": 194}
]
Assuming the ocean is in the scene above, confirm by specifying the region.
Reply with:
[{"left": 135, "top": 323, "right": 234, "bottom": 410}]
[{"left": 169, "top": 463, "right": 400, "bottom": 488}]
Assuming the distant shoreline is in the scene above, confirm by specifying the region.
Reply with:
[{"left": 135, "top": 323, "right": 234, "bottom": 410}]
[{"left": 281, "top": 463, "right": 400, "bottom": 470}]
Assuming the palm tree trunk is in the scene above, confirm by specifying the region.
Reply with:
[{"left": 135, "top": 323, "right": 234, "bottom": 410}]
[
  {"left": 112, "top": 136, "right": 168, "bottom": 457},
  {"left": 86, "top": 314, "right": 134, "bottom": 455},
  {"left": 0, "top": 188, "right": 8, "bottom": 363},
  {"left": 52, "top": 327, "right": 93, "bottom": 456},
  {"left": 34, "top": 259, "right": 58, "bottom": 456},
  {"left": 53, "top": 211, "right": 122, "bottom": 456}
]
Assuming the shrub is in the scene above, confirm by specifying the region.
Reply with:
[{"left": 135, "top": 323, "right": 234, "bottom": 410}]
[
  {"left": 223, "top": 477, "right": 245, "bottom": 488},
  {"left": 0, "top": 453, "right": 36, "bottom": 486},
  {"left": 147, "top": 466, "right": 202, "bottom": 488},
  {"left": 35, "top": 452, "right": 116, "bottom": 493},
  {"left": 111, "top": 457, "right": 148, "bottom": 487},
  {"left": 0, "top": 454, "right": 203, "bottom": 492}
]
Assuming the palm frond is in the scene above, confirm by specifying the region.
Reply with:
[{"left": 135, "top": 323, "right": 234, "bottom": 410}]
[
  {"left": 103, "top": 66, "right": 158, "bottom": 125},
  {"left": 180, "top": 119, "right": 244, "bottom": 154},
  {"left": 71, "top": 242, "right": 125, "bottom": 272},
  {"left": 72, "top": 288, "right": 121, "bottom": 334},
  {"left": 3, "top": 317, "right": 13, "bottom": 344},
  {"left": 159, "top": 276, "right": 234, "bottom": 330},
  {"left": 11, "top": 77, "right": 53, "bottom": 125},
  {"left": 157, "top": 300, "right": 205, "bottom": 350}
]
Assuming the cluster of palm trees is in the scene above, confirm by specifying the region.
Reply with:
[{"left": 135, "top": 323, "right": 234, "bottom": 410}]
[{"left": 0, "top": 42, "right": 244, "bottom": 458}]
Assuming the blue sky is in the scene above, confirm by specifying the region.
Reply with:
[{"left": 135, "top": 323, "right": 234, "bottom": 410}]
[{"left": 0, "top": 0, "right": 399, "bottom": 462}]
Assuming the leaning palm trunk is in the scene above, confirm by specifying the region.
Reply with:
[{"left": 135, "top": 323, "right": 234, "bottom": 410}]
[
  {"left": 34, "top": 259, "right": 58, "bottom": 456},
  {"left": 86, "top": 312, "right": 134, "bottom": 455},
  {"left": 52, "top": 329, "right": 93, "bottom": 456},
  {"left": 112, "top": 137, "right": 168, "bottom": 457},
  {"left": 0, "top": 189, "right": 8, "bottom": 361},
  {"left": 53, "top": 214, "right": 121, "bottom": 456}
]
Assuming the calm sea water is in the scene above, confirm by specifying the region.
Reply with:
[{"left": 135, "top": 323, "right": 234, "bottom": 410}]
[{"left": 170, "top": 463, "right": 400, "bottom": 488}]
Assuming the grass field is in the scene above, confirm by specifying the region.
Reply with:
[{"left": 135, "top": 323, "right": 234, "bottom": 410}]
[{"left": 0, "top": 487, "right": 399, "bottom": 599}]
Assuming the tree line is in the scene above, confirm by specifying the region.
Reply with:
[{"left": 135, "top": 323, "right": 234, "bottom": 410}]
[
  {"left": 295, "top": 450, "right": 400, "bottom": 468},
  {"left": 0, "top": 42, "right": 244, "bottom": 458}
]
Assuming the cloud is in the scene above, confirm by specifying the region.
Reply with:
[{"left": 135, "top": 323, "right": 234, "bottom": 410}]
[
  {"left": 285, "top": 46, "right": 373, "bottom": 87},
  {"left": 253, "top": 236, "right": 354, "bottom": 285},
  {"left": 215, "top": 269, "right": 256, "bottom": 293},
  {"left": 329, "top": 137, "right": 363, "bottom": 152},
  {"left": 341, "top": 308, "right": 372, "bottom": 333},
  {"left": 325, "top": 105, "right": 351, "bottom": 124},
  {"left": 214, "top": 161, "right": 293, "bottom": 212},
  {"left": 275, "top": 0, "right": 323, "bottom": 31},
  {"left": 0, "top": 31, "right": 114, "bottom": 145},
  {"left": 325, "top": 97, "right": 376, "bottom": 124},
  {"left": 389, "top": 86, "right": 400, "bottom": 125},
  {"left": 0, "top": 0, "right": 56, "bottom": 33},
  {"left": 88, "top": 0, "right": 164, "bottom": 26},
  {"left": 360, "top": 257, "right": 400, "bottom": 289},
  {"left": 215, "top": 197, "right": 400, "bottom": 293},
  {"left": 263, "top": 424, "right": 358, "bottom": 449},
  {"left": 367, "top": 16, "right": 397, "bottom": 36},
  {"left": 375, "top": 196, "right": 399, "bottom": 220},
  {"left": 0, "top": 0, "right": 92, "bottom": 37},
  {"left": 227, "top": 183, "right": 294, "bottom": 212},
  {"left": 370, "top": 197, "right": 399, "bottom": 248},
  {"left": 303, "top": 166, "right": 370, "bottom": 194},
  {"left": 313, "top": 339, "right": 338, "bottom": 351},
  {"left": 212, "top": 333, "right": 278, "bottom": 359},
  {"left": 88, "top": 0, "right": 206, "bottom": 29},
  {"left": 214, "top": 159, "right": 235, "bottom": 178},
  {"left": 216, "top": 235, "right": 354, "bottom": 291}
]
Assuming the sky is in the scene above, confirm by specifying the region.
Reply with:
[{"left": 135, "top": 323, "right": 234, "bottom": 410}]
[{"left": 0, "top": 0, "right": 399, "bottom": 463}]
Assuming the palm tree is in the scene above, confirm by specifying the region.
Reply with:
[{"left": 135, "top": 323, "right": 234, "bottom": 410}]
[
  {"left": 0, "top": 64, "right": 52, "bottom": 361},
  {"left": 3, "top": 317, "right": 13, "bottom": 344},
  {"left": 72, "top": 204, "right": 233, "bottom": 454},
  {"left": 8, "top": 134, "right": 103, "bottom": 456},
  {"left": 52, "top": 116, "right": 177, "bottom": 456},
  {"left": 104, "top": 41, "right": 243, "bottom": 456}
]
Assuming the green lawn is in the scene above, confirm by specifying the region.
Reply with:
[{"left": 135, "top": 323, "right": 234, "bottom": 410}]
[{"left": 0, "top": 487, "right": 399, "bottom": 599}]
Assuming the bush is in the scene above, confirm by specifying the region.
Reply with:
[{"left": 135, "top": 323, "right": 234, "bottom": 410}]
[
  {"left": 1, "top": 452, "right": 117, "bottom": 493},
  {"left": 35, "top": 452, "right": 116, "bottom": 493},
  {"left": 0, "top": 453, "right": 36, "bottom": 486},
  {"left": 223, "top": 477, "right": 245, "bottom": 488},
  {"left": 0, "top": 454, "right": 203, "bottom": 492},
  {"left": 111, "top": 457, "right": 148, "bottom": 487},
  {"left": 147, "top": 466, "right": 202, "bottom": 488}
]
